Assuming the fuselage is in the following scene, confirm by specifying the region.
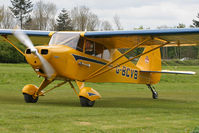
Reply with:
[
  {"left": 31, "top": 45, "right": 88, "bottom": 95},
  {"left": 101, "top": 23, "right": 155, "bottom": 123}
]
[{"left": 24, "top": 44, "right": 160, "bottom": 84}]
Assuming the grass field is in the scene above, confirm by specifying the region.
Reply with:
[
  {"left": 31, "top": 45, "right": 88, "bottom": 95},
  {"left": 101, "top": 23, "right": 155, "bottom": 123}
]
[{"left": 0, "top": 63, "right": 199, "bottom": 133}]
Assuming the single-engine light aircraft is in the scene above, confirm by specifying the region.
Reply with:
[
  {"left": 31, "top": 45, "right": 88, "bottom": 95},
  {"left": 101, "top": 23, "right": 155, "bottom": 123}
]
[{"left": 0, "top": 28, "right": 198, "bottom": 107}]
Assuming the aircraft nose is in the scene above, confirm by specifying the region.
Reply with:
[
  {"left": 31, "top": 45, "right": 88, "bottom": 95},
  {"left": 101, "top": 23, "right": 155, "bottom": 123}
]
[{"left": 25, "top": 48, "right": 42, "bottom": 67}]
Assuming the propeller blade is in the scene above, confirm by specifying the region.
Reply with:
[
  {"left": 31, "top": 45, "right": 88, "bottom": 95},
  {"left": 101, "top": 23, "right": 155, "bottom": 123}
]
[
  {"left": 13, "top": 29, "right": 55, "bottom": 79},
  {"left": 13, "top": 29, "right": 36, "bottom": 51}
]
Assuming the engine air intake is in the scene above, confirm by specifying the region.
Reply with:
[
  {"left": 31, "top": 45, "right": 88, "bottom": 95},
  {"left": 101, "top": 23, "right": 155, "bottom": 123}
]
[{"left": 41, "top": 49, "right": 48, "bottom": 55}]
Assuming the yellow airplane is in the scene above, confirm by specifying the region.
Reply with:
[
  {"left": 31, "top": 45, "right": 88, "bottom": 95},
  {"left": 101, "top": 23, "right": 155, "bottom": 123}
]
[{"left": 0, "top": 28, "right": 197, "bottom": 107}]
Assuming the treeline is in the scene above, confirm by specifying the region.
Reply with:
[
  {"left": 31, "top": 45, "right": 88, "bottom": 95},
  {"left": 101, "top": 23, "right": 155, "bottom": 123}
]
[
  {"left": 0, "top": 0, "right": 199, "bottom": 63},
  {"left": 0, "top": 0, "right": 121, "bottom": 31},
  {"left": 2, "top": 0, "right": 199, "bottom": 31}
]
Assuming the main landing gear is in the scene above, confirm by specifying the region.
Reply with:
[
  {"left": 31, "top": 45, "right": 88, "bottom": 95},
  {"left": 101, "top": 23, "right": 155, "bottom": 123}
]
[
  {"left": 147, "top": 84, "right": 158, "bottom": 99},
  {"left": 22, "top": 79, "right": 101, "bottom": 107}
]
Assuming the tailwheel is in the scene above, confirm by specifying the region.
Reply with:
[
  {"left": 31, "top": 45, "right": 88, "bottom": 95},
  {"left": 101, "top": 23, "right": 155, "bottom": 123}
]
[
  {"left": 147, "top": 84, "right": 158, "bottom": 99},
  {"left": 23, "top": 93, "right": 38, "bottom": 103},
  {"left": 152, "top": 91, "right": 158, "bottom": 99},
  {"left": 80, "top": 96, "right": 95, "bottom": 107}
]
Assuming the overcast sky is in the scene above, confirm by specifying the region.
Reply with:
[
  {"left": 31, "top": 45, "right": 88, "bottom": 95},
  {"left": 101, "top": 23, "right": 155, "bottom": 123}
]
[{"left": 1, "top": 0, "right": 199, "bottom": 30}]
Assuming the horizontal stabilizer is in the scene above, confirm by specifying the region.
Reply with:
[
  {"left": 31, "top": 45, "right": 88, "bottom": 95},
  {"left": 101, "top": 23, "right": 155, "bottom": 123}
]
[{"left": 140, "top": 70, "right": 196, "bottom": 75}]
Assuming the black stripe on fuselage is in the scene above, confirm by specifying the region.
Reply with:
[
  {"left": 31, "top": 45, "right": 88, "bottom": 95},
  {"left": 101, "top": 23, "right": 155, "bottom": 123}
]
[{"left": 72, "top": 54, "right": 107, "bottom": 65}]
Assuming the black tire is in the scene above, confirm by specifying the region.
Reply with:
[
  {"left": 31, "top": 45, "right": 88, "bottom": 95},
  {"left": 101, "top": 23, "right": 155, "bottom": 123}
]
[
  {"left": 80, "top": 96, "right": 95, "bottom": 107},
  {"left": 23, "top": 93, "right": 38, "bottom": 103}
]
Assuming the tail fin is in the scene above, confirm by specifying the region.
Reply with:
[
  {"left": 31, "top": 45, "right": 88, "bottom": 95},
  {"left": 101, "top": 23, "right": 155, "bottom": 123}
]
[{"left": 136, "top": 46, "right": 161, "bottom": 84}]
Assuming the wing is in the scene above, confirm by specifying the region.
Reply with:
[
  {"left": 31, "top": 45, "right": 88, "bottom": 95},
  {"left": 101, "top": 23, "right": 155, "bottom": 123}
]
[
  {"left": 0, "top": 29, "right": 53, "bottom": 45},
  {"left": 83, "top": 28, "right": 199, "bottom": 49}
]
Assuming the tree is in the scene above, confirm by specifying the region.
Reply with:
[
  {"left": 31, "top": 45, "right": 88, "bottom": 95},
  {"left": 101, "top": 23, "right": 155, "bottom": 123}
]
[
  {"left": 9, "top": 0, "right": 33, "bottom": 29},
  {"left": 0, "top": 6, "right": 15, "bottom": 29},
  {"left": 192, "top": 13, "right": 199, "bottom": 27},
  {"left": 87, "top": 13, "right": 99, "bottom": 31},
  {"left": 113, "top": 14, "right": 123, "bottom": 30},
  {"left": 176, "top": 23, "right": 186, "bottom": 28},
  {"left": 32, "top": 0, "right": 57, "bottom": 30},
  {"left": 56, "top": 8, "right": 72, "bottom": 31},
  {"left": 134, "top": 25, "right": 144, "bottom": 30},
  {"left": 71, "top": 6, "right": 88, "bottom": 31},
  {"left": 71, "top": 6, "right": 99, "bottom": 31},
  {"left": 23, "top": 15, "right": 32, "bottom": 30},
  {"left": 0, "top": 6, "right": 3, "bottom": 23},
  {"left": 100, "top": 20, "right": 112, "bottom": 31},
  {"left": 45, "top": 2, "right": 57, "bottom": 30}
]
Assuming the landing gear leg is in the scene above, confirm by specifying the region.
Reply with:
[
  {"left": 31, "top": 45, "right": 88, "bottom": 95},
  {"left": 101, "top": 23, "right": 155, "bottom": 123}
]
[
  {"left": 34, "top": 78, "right": 54, "bottom": 98},
  {"left": 147, "top": 84, "right": 158, "bottom": 99}
]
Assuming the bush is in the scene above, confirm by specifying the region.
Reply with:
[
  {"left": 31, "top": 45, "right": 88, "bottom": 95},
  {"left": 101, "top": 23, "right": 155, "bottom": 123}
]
[
  {"left": 0, "top": 42, "right": 26, "bottom": 63},
  {"left": 191, "top": 126, "right": 199, "bottom": 133}
]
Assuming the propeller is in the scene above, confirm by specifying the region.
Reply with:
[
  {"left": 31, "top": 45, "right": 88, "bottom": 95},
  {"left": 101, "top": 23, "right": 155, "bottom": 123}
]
[{"left": 13, "top": 29, "right": 55, "bottom": 79}]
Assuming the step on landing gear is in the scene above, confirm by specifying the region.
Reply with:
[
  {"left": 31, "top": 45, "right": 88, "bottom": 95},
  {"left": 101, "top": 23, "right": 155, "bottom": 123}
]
[{"left": 147, "top": 84, "right": 158, "bottom": 99}]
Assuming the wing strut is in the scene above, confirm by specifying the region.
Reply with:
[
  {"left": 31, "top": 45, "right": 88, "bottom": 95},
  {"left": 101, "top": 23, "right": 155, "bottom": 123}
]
[
  {"left": 1, "top": 35, "right": 25, "bottom": 56},
  {"left": 86, "top": 37, "right": 152, "bottom": 79},
  {"left": 84, "top": 39, "right": 169, "bottom": 81}
]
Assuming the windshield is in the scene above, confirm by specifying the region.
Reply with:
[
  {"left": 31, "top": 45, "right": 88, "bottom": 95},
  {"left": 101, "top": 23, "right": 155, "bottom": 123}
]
[{"left": 49, "top": 32, "right": 80, "bottom": 49}]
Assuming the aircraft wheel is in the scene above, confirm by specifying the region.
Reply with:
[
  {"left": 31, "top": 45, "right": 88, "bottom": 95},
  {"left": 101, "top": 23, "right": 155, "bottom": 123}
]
[
  {"left": 23, "top": 93, "right": 38, "bottom": 103},
  {"left": 80, "top": 96, "right": 95, "bottom": 107},
  {"left": 153, "top": 92, "right": 158, "bottom": 99}
]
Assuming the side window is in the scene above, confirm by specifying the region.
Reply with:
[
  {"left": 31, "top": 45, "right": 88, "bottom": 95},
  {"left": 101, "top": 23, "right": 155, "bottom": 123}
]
[
  {"left": 84, "top": 40, "right": 111, "bottom": 60},
  {"left": 76, "top": 38, "right": 84, "bottom": 52}
]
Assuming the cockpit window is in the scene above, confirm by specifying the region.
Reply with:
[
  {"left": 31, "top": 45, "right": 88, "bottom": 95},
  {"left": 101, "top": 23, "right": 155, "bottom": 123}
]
[
  {"left": 49, "top": 32, "right": 80, "bottom": 49},
  {"left": 82, "top": 40, "right": 111, "bottom": 60}
]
